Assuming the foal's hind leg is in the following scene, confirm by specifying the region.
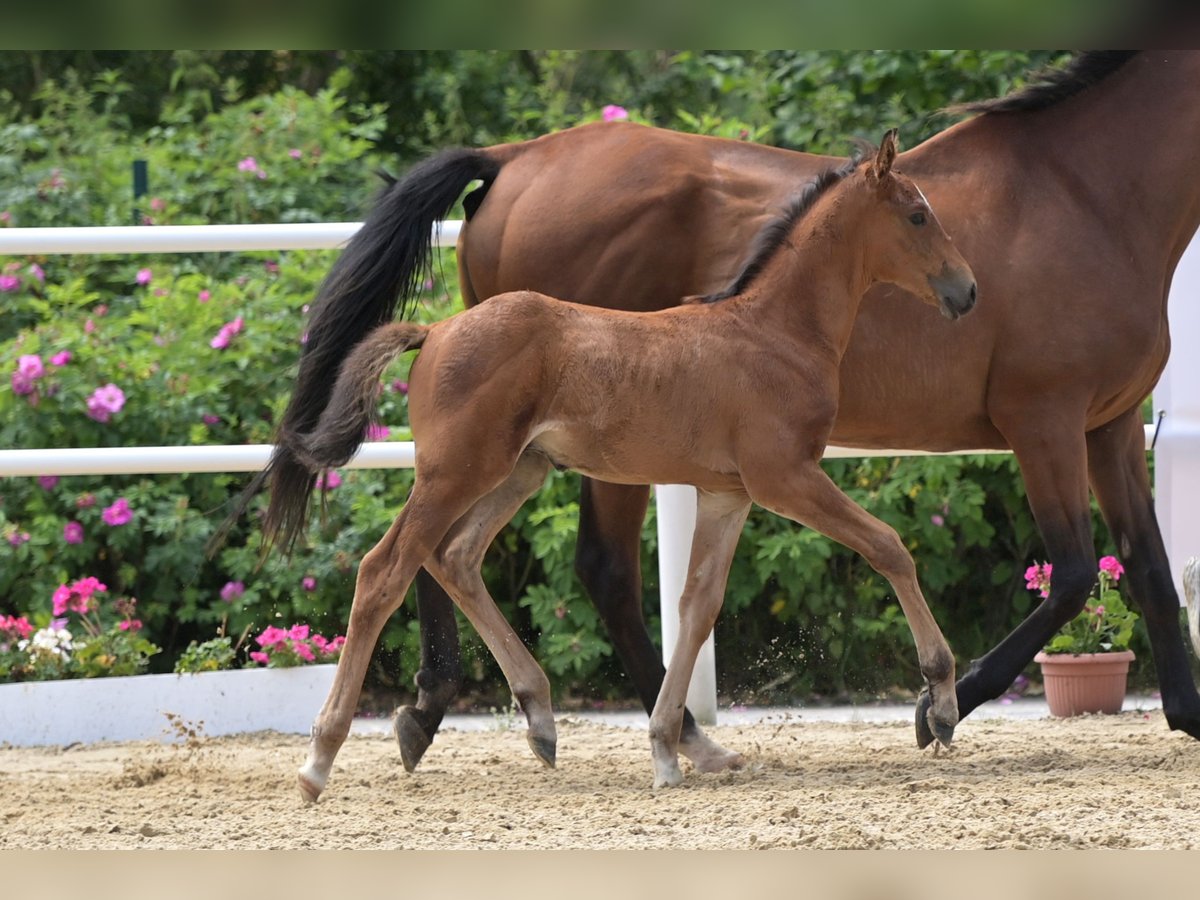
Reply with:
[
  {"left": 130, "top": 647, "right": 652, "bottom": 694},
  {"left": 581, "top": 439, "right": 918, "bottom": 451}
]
[
  {"left": 648, "top": 490, "right": 751, "bottom": 788},
  {"left": 424, "top": 453, "right": 560, "bottom": 766},
  {"left": 298, "top": 487, "right": 470, "bottom": 802},
  {"left": 576, "top": 479, "right": 742, "bottom": 773},
  {"left": 744, "top": 462, "right": 958, "bottom": 747}
]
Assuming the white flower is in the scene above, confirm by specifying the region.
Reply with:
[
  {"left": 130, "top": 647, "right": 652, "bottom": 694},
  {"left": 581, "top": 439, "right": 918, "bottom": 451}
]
[{"left": 19, "top": 626, "right": 74, "bottom": 660}]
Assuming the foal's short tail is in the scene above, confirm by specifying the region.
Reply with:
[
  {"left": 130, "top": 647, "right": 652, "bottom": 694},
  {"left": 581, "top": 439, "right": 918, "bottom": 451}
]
[
  {"left": 294, "top": 322, "right": 430, "bottom": 475},
  {"left": 213, "top": 147, "right": 502, "bottom": 556}
]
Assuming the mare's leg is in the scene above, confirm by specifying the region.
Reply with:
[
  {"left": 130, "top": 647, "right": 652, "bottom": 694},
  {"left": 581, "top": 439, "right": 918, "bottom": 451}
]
[
  {"left": 648, "top": 490, "right": 751, "bottom": 788},
  {"left": 424, "top": 453, "right": 560, "bottom": 765},
  {"left": 394, "top": 572, "right": 462, "bottom": 771},
  {"left": 390, "top": 232, "right": 490, "bottom": 770},
  {"left": 1087, "top": 407, "right": 1200, "bottom": 739},
  {"left": 298, "top": 485, "right": 473, "bottom": 802},
  {"left": 916, "top": 418, "right": 1097, "bottom": 746},
  {"left": 576, "top": 478, "right": 742, "bottom": 773},
  {"left": 744, "top": 462, "right": 958, "bottom": 745}
]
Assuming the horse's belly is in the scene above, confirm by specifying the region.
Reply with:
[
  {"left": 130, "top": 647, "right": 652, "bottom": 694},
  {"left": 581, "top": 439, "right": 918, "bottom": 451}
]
[{"left": 528, "top": 425, "right": 742, "bottom": 492}]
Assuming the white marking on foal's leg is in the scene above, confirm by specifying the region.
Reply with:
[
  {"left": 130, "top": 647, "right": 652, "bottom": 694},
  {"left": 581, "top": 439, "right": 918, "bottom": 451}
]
[
  {"left": 297, "top": 727, "right": 334, "bottom": 803},
  {"left": 651, "top": 739, "right": 685, "bottom": 789}
]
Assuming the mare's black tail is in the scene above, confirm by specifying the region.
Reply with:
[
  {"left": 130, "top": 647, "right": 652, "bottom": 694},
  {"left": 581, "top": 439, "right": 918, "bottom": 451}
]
[{"left": 212, "top": 147, "right": 501, "bottom": 556}]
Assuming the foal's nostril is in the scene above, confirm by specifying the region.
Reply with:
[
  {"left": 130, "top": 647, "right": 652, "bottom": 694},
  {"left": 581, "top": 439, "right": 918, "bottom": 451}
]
[{"left": 969, "top": 283, "right": 977, "bottom": 304}]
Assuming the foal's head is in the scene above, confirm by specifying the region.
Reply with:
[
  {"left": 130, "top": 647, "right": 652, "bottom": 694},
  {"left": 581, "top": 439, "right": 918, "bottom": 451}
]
[{"left": 855, "top": 130, "right": 977, "bottom": 320}]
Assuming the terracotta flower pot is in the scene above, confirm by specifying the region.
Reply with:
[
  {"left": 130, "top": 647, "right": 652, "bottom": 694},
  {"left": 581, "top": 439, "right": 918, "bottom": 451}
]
[{"left": 1034, "top": 650, "right": 1134, "bottom": 717}]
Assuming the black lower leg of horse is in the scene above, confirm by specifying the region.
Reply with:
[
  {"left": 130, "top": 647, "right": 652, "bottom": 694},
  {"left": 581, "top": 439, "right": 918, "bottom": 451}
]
[
  {"left": 394, "top": 568, "right": 462, "bottom": 770},
  {"left": 917, "top": 433, "right": 1097, "bottom": 745},
  {"left": 1087, "top": 409, "right": 1200, "bottom": 739},
  {"left": 574, "top": 479, "right": 701, "bottom": 741}
]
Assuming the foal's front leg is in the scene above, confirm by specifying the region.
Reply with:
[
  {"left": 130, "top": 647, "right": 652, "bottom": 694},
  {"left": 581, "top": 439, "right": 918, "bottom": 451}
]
[
  {"left": 648, "top": 490, "right": 751, "bottom": 788},
  {"left": 745, "top": 462, "right": 958, "bottom": 747}
]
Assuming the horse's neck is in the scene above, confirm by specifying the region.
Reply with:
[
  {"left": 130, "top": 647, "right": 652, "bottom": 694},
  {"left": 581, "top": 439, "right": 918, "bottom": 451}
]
[
  {"left": 739, "top": 209, "right": 869, "bottom": 360},
  {"left": 923, "top": 52, "right": 1200, "bottom": 266}
]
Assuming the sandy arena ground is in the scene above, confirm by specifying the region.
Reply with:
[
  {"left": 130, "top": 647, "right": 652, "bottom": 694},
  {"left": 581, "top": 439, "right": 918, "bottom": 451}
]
[{"left": 2, "top": 710, "right": 1198, "bottom": 849}]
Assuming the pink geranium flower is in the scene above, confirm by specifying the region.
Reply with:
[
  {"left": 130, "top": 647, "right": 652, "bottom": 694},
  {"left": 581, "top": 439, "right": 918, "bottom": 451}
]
[
  {"left": 1024, "top": 562, "right": 1052, "bottom": 599},
  {"left": 63, "top": 521, "right": 84, "bottom": 544},
  {"left": 302, "top": 576, "right": 317, "bottom": 592},
  {"left": 1, "top": 614, "right": 34, "bottom": 640},
  {"left": 50, "top": 350, "right": 72, "bottom": 366},
  {"left": 315, "top": 470, "right": 342, "bottom": 491},
  {"left": 365, "top": 423, "right": 390, "bottom": 441},
  {"left": 0, "top": 274, "right": 20, "bottom": 292},
  {"left": 1098, "top": 555, "right": 1124, "bottom": 582},
  {"left": 52, "top": 576, "right": 107, "bottom": 616},
  {"left": 602, "top": 104, "right": 629, "bottom": 122},
  {"left": 136, "top": 268, "right": 153, "bottom": 286}
]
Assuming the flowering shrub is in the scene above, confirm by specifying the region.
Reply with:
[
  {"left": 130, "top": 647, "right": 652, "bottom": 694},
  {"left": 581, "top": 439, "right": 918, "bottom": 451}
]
[
  {"left": 1027, "top": 556, "right": 1139, "bottom": 655},
  {"left": 248, "top": 624, "right": 345, "bottom": 668},
  {"left": 0, "top": 577, "right": 160, "bottom": 682}
]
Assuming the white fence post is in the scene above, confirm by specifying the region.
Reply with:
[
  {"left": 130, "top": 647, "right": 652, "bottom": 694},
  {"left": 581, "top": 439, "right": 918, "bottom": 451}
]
[
  {"left": 1156, "top": 237, "right": 1200, "bottom": 598},
  {"left": 654, "top": 484, "right": 718, "bottom": 725}
]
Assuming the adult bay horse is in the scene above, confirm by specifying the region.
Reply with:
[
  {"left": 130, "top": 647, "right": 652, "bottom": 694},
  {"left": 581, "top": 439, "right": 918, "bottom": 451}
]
[
  {"left": 258, "top": 51, "right": 1200, "bottom": 771},
  {"left": 288, "top": 134, "right": 975, "bottom": 800}
]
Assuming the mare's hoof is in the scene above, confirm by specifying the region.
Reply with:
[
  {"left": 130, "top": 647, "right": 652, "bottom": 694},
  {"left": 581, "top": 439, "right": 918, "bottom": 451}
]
[
  {"left": 916, "top": 686, "right": 957, "bottom": 749},
  {"left": 394, "top": 706, "right": 433, "bottom": 773},
  {"left": 914, "top": 688, "right": 936, "bottom": 749},
  {"left": 527, "top": 732, "right": 557, "bottom": 769}
]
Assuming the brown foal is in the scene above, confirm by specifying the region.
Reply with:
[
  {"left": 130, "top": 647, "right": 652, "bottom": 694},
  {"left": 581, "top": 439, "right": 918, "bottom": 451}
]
[{"left": 290, "top": 132, "right": 976, "bottom": 800}]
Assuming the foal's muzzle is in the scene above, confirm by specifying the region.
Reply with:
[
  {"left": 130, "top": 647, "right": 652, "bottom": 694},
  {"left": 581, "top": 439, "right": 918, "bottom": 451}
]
[{"left": 929, "top": 269, "right": 977, "bottom": 321}]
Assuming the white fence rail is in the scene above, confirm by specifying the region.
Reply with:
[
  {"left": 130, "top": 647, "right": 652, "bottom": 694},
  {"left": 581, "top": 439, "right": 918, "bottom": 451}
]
[{"left": 1, "top": 222, "right": 1193, "bottom": 727}]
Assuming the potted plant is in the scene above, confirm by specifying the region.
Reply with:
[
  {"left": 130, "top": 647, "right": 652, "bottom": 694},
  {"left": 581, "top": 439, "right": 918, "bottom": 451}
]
[
  {"left": 1028, "top": 556, "right": 1139, "bottom": 717},
  {"left": 0, "top": 576, "right": 343, "bottom": 746}
]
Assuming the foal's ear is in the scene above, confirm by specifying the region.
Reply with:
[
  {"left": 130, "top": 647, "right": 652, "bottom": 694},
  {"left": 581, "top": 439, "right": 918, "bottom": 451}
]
[{"left": 871, "top": 129, "right": 899, "bottom": 180}]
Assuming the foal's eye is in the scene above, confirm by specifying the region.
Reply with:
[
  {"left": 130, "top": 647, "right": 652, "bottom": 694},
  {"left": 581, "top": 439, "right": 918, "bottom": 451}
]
[{"left": 909, "top": 212, "right": 927, "bottom": 226}]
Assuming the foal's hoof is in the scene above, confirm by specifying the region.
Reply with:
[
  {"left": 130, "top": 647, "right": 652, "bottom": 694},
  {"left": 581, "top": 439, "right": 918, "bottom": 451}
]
[
  {"left": 297, "top": 770, "right": 324, "bottom": 804},
  {"left": 527, "top": 732, "right": 557, "bottom": 769},
  {"left": 915, "top": 686, "right": 957, "bottom": 749},
  {"left": 394, "top": 706, "right": 433, "bottom": 773}
]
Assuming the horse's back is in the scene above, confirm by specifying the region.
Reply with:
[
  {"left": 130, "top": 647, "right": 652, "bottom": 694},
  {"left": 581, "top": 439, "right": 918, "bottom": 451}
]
[{"left": 460, "top": 123, "right": 832, "bottom": 312}]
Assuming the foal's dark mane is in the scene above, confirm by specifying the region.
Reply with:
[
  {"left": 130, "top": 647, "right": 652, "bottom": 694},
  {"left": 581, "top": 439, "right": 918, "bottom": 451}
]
[
  {"left": 952, "top": 51, "right": 1138, "bottom": 116},
  {"left": 691, "top": 150, "right": 864, "bottom": 305}
]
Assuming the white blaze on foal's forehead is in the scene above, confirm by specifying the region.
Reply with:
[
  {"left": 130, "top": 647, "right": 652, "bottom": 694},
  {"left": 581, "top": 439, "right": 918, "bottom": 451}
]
[{"left": 913, "top": 181, "right": 932, "bottom": 212}]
